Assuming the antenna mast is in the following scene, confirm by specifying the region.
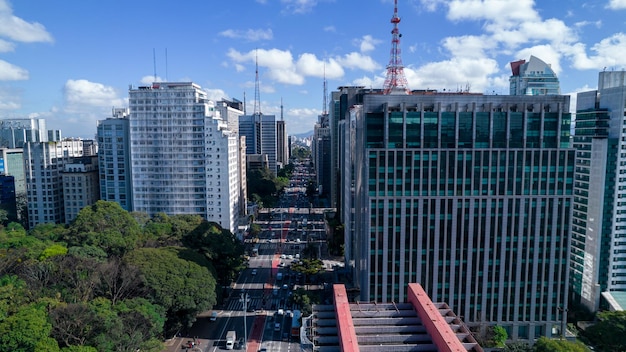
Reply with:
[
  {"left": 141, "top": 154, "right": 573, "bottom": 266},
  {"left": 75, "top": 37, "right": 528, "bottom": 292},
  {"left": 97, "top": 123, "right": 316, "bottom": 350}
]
[
  {"left": 322, "top": 64, "right": 328, "bottom": 115},
  {"left": 382, "top": 0, "right": 410, "bottom": 95},
  {"left": 253, "top": 50, "right": 261, "bottom": 115},
  {"left": 153, "top": 48, "right": 157, "bottom": 82}
]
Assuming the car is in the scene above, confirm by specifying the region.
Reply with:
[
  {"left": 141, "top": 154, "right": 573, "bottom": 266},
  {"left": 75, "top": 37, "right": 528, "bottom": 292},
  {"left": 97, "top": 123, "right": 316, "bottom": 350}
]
[
  {"left": 210, "top": 311, "right": 218, "bottom": 321},
  {"left": 247, "top": 306, "right": 255, "bottom": 312},
  {"left": 273, "top": 288, "right": 279, "bottom": 296},
  {"left": 275, "top": 323, "right": 281, "bottom": 331},
  {"left": 280, "top": 254, "right": 286, "bottom": 259},
  {"left": 295, "top": 253, "right": 300, "bottom": 259},
  {"left": 279, "top": 262, "right": 285, "bottom": 267},
  {"left": 251, "top": 269, "right": 257, "bottom": 275},
  {"left": 282, "top": 284, "right": 288, "bottom": 290},
  {"left": 277, "top": 308, "right": 284, "bottom": 315},
  {"left": 287, "top": 254, "right": 293, "bottom": 260}
]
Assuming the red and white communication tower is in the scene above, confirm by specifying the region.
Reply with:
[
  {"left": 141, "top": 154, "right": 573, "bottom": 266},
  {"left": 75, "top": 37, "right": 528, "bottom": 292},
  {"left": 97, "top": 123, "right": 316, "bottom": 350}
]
[{"left": 382, "top": 0, "right": 410, "bottom": 95}]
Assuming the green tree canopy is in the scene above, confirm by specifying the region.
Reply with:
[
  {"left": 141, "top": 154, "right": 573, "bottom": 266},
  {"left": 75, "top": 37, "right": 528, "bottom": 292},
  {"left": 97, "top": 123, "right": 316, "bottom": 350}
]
[
  {"left": 584, "top": 310, "right": 626, "bottom": 351},
  {"left": 66, "top": 201, "right": 141, "bottom": 256},
  {"left": 0, "top": 302, "right": 55, "bottom": 352},
  {"left": 534, "top": 336, "right": 590, "bottom": 352},
  {"left": 183, "top": 221, "right": 244, "bottom": 286},
  {"left": 124, "top": 247, "right": 217, "bottom": 334}
]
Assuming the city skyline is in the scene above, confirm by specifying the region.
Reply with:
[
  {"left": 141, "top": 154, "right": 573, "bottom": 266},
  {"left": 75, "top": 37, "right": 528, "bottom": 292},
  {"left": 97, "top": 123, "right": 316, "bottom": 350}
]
[{"left": 1, "top": 0, "right": 626, "bottom": 138}]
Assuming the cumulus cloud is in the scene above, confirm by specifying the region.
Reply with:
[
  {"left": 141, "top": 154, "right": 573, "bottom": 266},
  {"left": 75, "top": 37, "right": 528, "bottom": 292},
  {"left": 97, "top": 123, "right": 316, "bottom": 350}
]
[
  {"left": 335, "top": 52, "right": 381, "bottom": 72},
  {"left": 0, "top": 38, "right": 15, "bottom": 52},
  {"left": 140, "top": 75, "right": 165, "bottom": 85},
  {"left": 219, "top": 28, "right": 273, "bottom": 41},
  {"left": 0, "top": 0, "right": 53, "bottom": 43},
  {"left": 607, "top": 0, "right": 626, "bottom": 9},
  {"left": 567, "top": 33, "right": 626, "bottom": 70},
  {"left": 228, "top": 48, "right": 351, "bottom": 85},
  {"left": 0, "top": 59, "right": 28, "bottom": 80},
  {"left": 355, "top": 35, "right": 382, "bottom": 53},
  {"left": 296, "top": 53, "right": 344, "bottom": 79},
  {"left": 64, "top": 79, "right": 125, "bottom": 111},
  {"left": 205, "top": 88, "right": 229, "bottom": 102}
]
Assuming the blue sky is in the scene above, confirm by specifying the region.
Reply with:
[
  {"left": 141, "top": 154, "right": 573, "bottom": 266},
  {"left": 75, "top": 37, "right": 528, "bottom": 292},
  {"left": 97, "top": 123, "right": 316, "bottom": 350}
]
[{"left": 1, "top": 0, "right": 626, "bottom": 138}]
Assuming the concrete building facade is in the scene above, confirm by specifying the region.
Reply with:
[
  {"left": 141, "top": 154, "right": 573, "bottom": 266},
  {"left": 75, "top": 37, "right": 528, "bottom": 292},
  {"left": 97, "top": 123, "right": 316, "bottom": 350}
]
[
  {"left": 24, "top": 140, "right": 86, "bottom": 227},
  {"left": 97, "top": 108, "right": 133, "bottom": 211},
  {"left": 337, "top": 88, "right": 574, "bottom": 340},
  {"left": 128, "top": 82, "right": 241, "bottom": 232},
  {"left": 61, "top": 156, "right": 99, "bottom": 224},
  {"left": 571, "top": 70, "right": 626, "bottom": 312}
]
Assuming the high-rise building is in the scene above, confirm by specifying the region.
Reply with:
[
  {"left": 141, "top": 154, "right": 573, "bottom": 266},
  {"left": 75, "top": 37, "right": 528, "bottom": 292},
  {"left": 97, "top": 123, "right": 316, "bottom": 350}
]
[
  {"left": 509, "top": 56, "right": 561, "bottom": 96},
  {"left": 312, "top": 113, "right": 331, "bottom": 197},
  {"left": 61, "top": 156, "right": 99, "bottom": 224},
  {"left": 337, "top": 87, "right": 574, "bottom": 340},
  {"left": 239, "top": 113, "right": 279, "bottom": 174},
  {"left": 0, "top": 118, "right": 48, "bottom": 148},
  {"left": 97, "top": 108, "right": 133, "bottom": 211},
  {"left": 276, "top": 119, "right": 288, "bottom": 169},
  {"left": 24, "top": 140, "right": 86, "bottom": 227},
  {"left": 128, "top": 82, "right": 242, "bottom": 232},
  {"left": 0, "top": 148, "right": 26, "bottom": 195},
  {"left": 570, "top": 70, "right": 626, "bottom": 312}
]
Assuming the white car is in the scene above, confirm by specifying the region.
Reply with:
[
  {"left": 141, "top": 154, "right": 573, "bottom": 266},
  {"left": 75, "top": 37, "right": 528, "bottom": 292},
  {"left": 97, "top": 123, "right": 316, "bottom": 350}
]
[
  {"left": 277, "top": 308, "right": 284, "bottom": 315},
  {"left": 280, "top": 254, "right": 286, "bottom": 259}
]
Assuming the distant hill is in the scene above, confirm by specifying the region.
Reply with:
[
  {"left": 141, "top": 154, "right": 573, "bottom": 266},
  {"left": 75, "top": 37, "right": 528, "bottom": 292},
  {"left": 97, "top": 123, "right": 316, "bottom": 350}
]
[{"left": 292, "top": 130, "right": 313, "bottom": 139}]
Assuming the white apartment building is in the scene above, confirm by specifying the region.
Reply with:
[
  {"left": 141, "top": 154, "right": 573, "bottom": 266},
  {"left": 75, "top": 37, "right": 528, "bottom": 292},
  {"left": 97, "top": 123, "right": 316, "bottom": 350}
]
[
  {"left": 128, "top": 82, "right": 241, "bottom": 232},
  {"left": 24, "top": 140, "right": 86, "bottom": 227}
]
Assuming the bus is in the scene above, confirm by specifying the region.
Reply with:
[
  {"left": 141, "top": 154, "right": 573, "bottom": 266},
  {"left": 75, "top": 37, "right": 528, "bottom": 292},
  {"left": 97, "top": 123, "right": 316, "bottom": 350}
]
[
  {"left": 251, "top": 244, "right": 260, "bottom": 257},
  {"left": 291, "top": 309, "right": 302, "bottom": 338}
]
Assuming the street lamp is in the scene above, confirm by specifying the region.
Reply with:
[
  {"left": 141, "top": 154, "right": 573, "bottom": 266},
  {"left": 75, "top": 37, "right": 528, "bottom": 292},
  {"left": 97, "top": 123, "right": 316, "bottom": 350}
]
[{"left": 239, "top": 292, "right": 249, "bottom": 351}]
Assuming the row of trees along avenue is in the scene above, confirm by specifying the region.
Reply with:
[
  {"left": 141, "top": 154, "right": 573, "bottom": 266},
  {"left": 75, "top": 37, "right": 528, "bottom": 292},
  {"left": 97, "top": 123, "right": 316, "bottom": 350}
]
[{"left": 0, "top": 200, "right": 245, "bottom": 352}]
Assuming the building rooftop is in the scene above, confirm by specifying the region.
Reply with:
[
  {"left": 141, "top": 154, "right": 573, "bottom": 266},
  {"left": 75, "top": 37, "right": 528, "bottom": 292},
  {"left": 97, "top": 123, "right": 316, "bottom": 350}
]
[{"left": 304, "top": 284, "right": 482, "bottom": 352}]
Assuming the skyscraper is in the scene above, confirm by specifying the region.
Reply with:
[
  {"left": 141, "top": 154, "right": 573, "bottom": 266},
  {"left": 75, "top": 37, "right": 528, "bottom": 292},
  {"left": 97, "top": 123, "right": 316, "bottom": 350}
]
[
  {"left": 128, "top": 82, "right": 242, "bottom": 232},
  {"left": 238, "top": 113, "right": 279, "bottom": 174},
  {"left": 97, "top": 108, "right": 133, "bottom": 211},
  {"left": 509, "top": 56, "right": 561, "bottom": 96},
  {"left": 337, "top": 87, "right": 574, "bottom": 340},
  {"left": 571, "top": 70, "right": 626, "bottom": 312},
  {"left": 24, "top": 140, "right": 86, "bottom": 227}
]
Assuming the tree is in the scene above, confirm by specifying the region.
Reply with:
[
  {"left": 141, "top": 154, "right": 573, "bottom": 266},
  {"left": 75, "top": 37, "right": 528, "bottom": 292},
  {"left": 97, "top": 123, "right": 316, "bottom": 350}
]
[
  {"left": 584, "top": 310, "right": 626, "bottom": 351},
  {"left": 96, "top": 257, "right": 145, "bottom": 305},
  {"left": 125, "top": 247, "right": 217, "bottom": 334},
  {"left": 66, "top": 201, "right": 141, "bottom": 257},
  {"left": 490, "top": 325, "right": 508, "bottom": 347},
  {"left": 503, "top": 341, "right": 533, "bottom": 352},
  {"left": 0, "top": 302, "right": 55, "bottom": 352},
  {"left": 533, "top": 336, "right": 590, "bottom": 352},
  {"left": 183, "top": 221, "right": 244, "bottom": 286}
]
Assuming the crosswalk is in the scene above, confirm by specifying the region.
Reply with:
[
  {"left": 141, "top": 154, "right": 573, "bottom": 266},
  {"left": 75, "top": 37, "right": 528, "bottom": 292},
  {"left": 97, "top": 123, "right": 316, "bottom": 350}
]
[{"left": 226, "top": 296, "right": 298, "bottom": 312}]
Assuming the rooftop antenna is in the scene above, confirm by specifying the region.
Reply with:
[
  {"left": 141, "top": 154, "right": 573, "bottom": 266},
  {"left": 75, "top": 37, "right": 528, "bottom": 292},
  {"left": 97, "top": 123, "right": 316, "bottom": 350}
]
[
  {"left": 382, "top": 0, "right": 410, "bottom": 95},
  {"left": 281, "top": 97, "right": 284, "bottom": 121},
  {"left": 322, "top": 64, "right": 328, "bottom": 115},
  {"left": 243, "top": 91, "right": 247, "bottom": 115},
  {"left": 153, "top": 48, "right": 157, "bottom": 82},
  {"left": 253, "top": 49, "right": 261, "bottom": 116}
]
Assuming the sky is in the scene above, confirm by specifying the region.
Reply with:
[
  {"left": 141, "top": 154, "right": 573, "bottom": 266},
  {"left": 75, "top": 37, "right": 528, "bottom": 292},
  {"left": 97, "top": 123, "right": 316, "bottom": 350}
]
[{"left": 1, "top": 0, "right": 626, "bottom": 138}]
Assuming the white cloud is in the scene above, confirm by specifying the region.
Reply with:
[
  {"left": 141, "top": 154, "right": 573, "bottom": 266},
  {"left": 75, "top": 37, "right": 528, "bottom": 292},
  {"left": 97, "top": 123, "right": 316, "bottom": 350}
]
[
  {"left": 0, "top": 0, "right": 53, "bottom": 43},
  {"left": 0, "top": 38, "right": 14, "bottom": 52},
  {"left": 335, "top": 52, "right": 381, "bottom": 72},
  {"left": 281, "top": 0, "right": 318, "bottom": 14},
  {"left": 219, "top": 28, "right": 273, "bottom": 41},
  {"left": 407, "top": 57, "right": 501, "bottom": 93},
  {"left": 295, "top": 53, "right": 344, "bottom": 79},
  {"left": 205, "top": 88, "right": 229, "bottom": 102},
  {"left": 140, "top": 75, "right": 164, "bottom": 85},
  {"left": 0, "top": 59, "right": 28, "bottom": 80},
  {"left": 355, "top": 35, "right": 382, "bottom": 53},
  {"left": 447, "top": 0, "right": 539, "bottom": 26},
  {"left": 607, "top": 0, "right": 626, "bottom": 9},
  {"left": 567, "top": 33, "right": 626, "bottom": 70},
  {"left": 64, "top": 79, "right": 125, "bottom": 110},
  {"left": 323, "top": 25, "right": 336, "bottom": 32}
]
